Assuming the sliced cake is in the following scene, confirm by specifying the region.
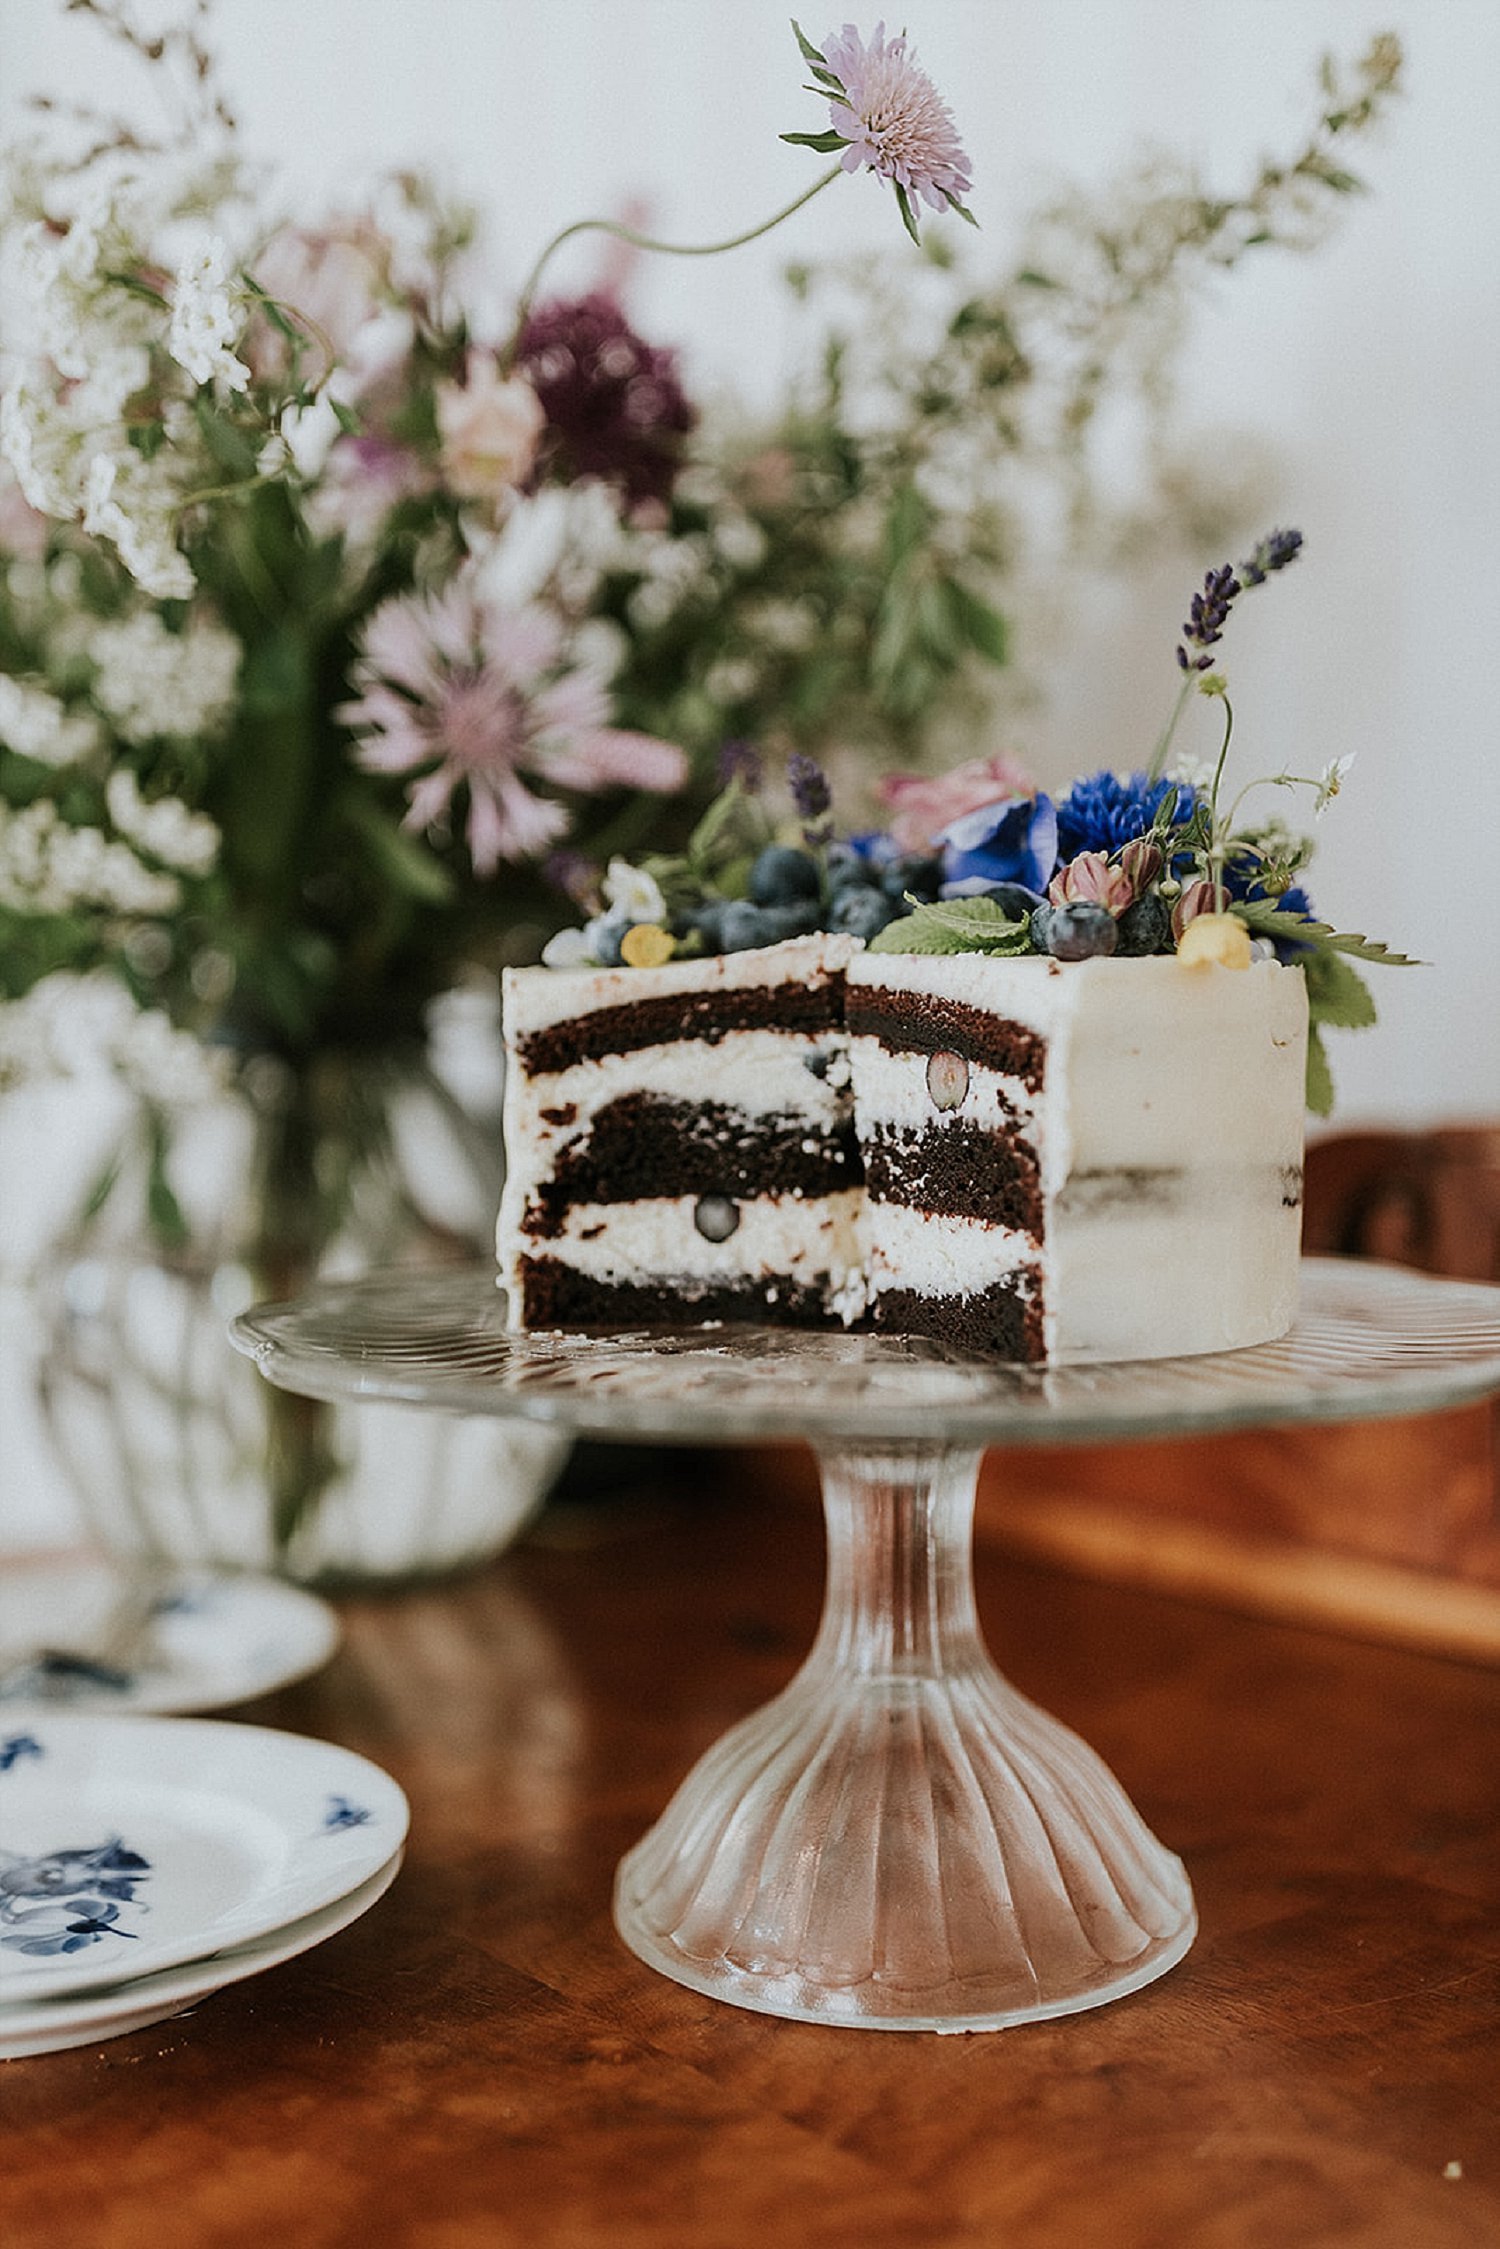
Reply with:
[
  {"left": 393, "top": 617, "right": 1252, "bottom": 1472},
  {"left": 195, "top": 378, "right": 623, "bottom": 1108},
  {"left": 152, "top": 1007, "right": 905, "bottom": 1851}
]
[
  {"left": 846, "top": 950, "right": 1308, "bottom": 1363},
  {"left": 498, "top": 933, "right": 866, "bottom": 1329}
]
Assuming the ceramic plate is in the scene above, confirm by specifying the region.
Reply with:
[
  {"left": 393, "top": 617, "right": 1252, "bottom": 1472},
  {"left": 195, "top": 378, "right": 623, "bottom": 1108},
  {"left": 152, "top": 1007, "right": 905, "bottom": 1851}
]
[
  {"left": 0, "top": 1849, "right": 403, "bottom": 2059},
  {"left": 0, "top": 1561, "right": 339, "bottom": 1715},
  {"left": 0, "top": 1714, "right": 407, "bottom": 2000}
]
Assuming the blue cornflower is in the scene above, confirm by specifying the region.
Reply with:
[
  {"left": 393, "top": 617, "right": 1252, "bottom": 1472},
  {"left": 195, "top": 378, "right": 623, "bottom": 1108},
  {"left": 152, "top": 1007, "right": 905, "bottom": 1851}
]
[
  {"left": 1055, "top": 771, "right": 1194, "bottom": 863},
  {"left": 939, "top": 793, "right": 1058, "bottom": 896}
]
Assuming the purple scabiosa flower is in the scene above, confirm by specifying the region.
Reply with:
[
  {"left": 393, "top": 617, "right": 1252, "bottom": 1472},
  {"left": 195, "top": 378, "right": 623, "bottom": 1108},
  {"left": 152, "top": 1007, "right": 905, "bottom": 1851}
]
[
  {"left": 938, "top": 792, "right": 1058, "bottom": 897},
  {"left": 513, "top": 292, "right": 695, "bottom": 510},
  {"left": 338, "top": 570, "right": 688, "bottom": 877},
  {"left": 1055, "top": 770, "right": 1193, "bottom": 862},
  {"left": 810, "top": 21, "right": 974, "bottom": 241}
]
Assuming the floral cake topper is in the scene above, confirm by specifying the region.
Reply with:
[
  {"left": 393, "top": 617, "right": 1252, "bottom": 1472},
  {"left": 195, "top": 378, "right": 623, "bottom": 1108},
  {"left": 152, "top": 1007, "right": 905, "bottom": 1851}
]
[{"left": 543, "top": 529, "right": 1415, "bottom": 1114}]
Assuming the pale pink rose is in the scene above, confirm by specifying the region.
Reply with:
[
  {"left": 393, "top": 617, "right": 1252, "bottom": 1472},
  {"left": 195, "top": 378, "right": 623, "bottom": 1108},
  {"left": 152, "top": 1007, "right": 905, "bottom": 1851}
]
[
  {"left": 878, "top": 752, "right": 1038, "bottom": 853},
  {"left": 1049, "top": 851, "right": 1134, "bottom": 915},
  {"left": 436, "top": 355, "right": 545, "bottom": 508}
]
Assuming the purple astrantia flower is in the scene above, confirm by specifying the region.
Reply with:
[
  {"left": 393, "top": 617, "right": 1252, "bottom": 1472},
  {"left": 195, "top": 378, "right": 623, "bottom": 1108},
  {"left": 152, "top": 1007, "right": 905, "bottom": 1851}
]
[
  {"left": 813, "top": 22, "right": 973, "bottom": 237},
  {"left": 938, "top": 792, "right": 1058, "bottom": 897},
  {"left": 513, "top": 293, "right": 695, "bottom": 510},
  {"left": 339, "top": 571, "right": 688, "bottom": 877},
  {"left": 716, "top": 737, "right": 764, "bottom": 791}
]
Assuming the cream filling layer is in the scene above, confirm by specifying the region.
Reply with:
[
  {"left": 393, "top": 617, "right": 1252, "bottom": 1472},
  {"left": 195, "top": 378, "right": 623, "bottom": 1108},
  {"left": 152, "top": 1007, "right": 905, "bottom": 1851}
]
[
  {"left": 848, "top": 1041, "right": 1042, "bottom": 1139},
  {"left": 529, "top": 1189, "right": 867, "bottom": 1290}
]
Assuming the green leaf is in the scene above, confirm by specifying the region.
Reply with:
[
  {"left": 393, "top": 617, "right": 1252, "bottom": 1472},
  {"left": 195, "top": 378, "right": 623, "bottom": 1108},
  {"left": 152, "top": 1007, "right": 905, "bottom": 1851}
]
[
  {"left": 1230, "top": 898, "right": 1421, "bottom": 965},
  {"left": 945, "top": 196, "right": 981, "bottom": 229},
  {"left": 946, "top": 579, "right": 1008, "bottom": 667},
  {"left": 780, "top": 130, "right": 849, "bottom": 153},
  {"left": 1305, "top": 1024, "right": 1335, "bottom": 1117},
  {"left": 146, "top": 1114, "right": 189, "bottom": 1253},
  {"left": 791, "top": 20, "right": 828, "bottom": 69},
  {"left": 869, "top": 895, "right": 1033, "bottom": 957},
  {"left": 893, "top": 182, "right": 922, "bottom": 247},
  {"left": 1302, "top": 945, "right": 1377, "bottom": 1032},
  {"left": 343, "top": 795, "right": 455, "bottom": 907}
]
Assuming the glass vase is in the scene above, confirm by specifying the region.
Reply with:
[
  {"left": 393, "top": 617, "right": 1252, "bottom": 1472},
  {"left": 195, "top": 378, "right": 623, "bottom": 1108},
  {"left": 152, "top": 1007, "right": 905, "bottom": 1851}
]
[{"left": 33, "top": 1036, "right": 566, "bottom": 1585}]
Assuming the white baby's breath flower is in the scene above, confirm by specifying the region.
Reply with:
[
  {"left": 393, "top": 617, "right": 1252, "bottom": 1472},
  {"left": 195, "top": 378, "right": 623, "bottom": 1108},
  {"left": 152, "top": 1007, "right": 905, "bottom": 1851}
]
[
  {"left": 711, "top": 514, "right": 768, "bottom": 572},
  {"left": 704, "top": 657, "right": 759, "bottom": 705},
  {"left": 0, "top": 798, "right": 181, "bottom": 917},
  {"left": 1314, "top": 752, "right": 1355, "bottom": 815},
  {"left": 0, "top": 971, "right": 227, "bottom": 1100},
  {"left": 83, "top": 451, "right": 195, "bottom": 600},
  {"left": 601, "top": 858, "right": 666, "bottom": 924},
  {"left": 168, "top": 235, "right": 250, "bottom": 393},
  {"left": 1164, "top": 750, "right": 1217, "bottom": 793},
  {"left": 105, "top": 769, "right": 220, "bottom": 876},
  {"left": 0, "top": 674, "right": 99, "bottom": 767},
  {"left": 540, "top": 926, "right": 594, "bottom": 971},
  {"left": 91, "top": 610, "right": 241, "bottom": 743}
]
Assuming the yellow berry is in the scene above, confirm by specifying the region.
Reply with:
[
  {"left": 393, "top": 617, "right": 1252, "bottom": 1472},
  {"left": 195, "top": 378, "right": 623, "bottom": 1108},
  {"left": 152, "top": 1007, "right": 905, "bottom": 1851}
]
[
  {"left": 620, "top": 922, "right": 676, "bottom": 969},
  {"left": 1177, "top": 912, "right": 1252, "bottom": 970}
]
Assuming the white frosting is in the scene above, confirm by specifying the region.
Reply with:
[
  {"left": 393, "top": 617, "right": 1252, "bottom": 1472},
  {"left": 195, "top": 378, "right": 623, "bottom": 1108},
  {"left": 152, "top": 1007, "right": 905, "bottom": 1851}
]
[
  {"left": 502, "top": 931, "right": 859, "bottom": 1037},
  {"left": 847, "top": 952, "right": 1308, "bottom": 1363}
]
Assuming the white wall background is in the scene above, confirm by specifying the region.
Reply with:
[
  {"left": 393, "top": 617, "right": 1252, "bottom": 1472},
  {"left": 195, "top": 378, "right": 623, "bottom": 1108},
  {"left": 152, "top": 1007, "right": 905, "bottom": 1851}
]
[{"left": 0, "top": 1, "right": 1497, "bottom": 1544}]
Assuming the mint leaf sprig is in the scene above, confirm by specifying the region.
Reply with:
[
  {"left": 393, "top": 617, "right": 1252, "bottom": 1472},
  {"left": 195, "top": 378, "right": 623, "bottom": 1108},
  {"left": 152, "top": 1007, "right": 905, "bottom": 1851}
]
[{"left": 867, "top": 894, "right": 1032, "bottom": 956}]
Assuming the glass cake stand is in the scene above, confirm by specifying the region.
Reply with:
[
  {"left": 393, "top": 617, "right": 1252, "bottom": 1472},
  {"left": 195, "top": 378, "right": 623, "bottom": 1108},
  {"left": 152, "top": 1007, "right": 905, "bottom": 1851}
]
[{"left": 232, "top": 1257, "right": 1500, "bottom": 2034}]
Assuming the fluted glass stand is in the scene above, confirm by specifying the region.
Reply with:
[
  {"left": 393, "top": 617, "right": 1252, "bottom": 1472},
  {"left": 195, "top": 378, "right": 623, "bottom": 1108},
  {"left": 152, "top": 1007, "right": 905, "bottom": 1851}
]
[{"left": 233, "top": 1258, "right": 1500, "bottom": 2032}]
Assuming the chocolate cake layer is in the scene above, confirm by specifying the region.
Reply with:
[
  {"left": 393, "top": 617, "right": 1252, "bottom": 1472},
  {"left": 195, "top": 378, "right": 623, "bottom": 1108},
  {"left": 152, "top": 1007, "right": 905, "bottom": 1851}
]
[
  {"left": 861, "top": 1119, "right": 1044, "bottom": 1236},
  {"left": 873, "top": 1276, "right": 1046, "bottom": 1363},
  {"left": 515, "top": 1257, "right": 842, "bottom": 1330},
  {"left": 522, "top": 1094, "right": 862, "bottom": 1237},
  {"left": 845, "top": 988, "right": 1047, "bottom": 1090},
  {"left": 515, "top": 977, "right": 847, "bottom": 1075}
]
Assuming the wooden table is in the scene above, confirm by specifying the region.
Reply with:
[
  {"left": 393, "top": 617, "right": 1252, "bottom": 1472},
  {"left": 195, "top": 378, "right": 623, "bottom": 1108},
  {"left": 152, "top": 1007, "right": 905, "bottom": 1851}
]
[{"left": 3, "top": 1455, "right": 1498, "bottom": 2248}]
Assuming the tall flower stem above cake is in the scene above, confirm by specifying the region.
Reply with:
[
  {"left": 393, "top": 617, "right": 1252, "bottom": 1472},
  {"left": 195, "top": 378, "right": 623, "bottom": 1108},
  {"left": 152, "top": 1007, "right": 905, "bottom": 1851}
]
[{"left": 501, "top": 19, "right": 974, "bottom": 366}]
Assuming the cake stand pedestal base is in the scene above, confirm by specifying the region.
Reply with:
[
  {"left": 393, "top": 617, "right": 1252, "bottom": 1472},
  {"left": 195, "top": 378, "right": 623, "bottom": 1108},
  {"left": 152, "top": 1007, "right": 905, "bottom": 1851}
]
[{"left": 613, "top": 1442, "right": 1196, "bottom": 2031}]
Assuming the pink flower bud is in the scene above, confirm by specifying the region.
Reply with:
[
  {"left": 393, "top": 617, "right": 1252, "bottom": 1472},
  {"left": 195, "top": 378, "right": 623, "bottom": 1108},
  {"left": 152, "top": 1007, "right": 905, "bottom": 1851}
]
[
  {"left": 1171, "top": 879, "right": 1218, "bottom": 941},
  {"left": 1048, "top": 852, "right": 1133, "bottom": 916}
]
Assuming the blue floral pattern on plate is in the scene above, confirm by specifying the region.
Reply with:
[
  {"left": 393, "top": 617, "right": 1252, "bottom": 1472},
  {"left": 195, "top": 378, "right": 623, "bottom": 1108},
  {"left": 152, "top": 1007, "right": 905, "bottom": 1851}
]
[
  {"left": 0, "top": 1837, "right": 152, "bottom": 1956},
  {"left": 0, "top": 1733, "right": 44, "bottom": 1772},
  {"left": 323, "top": 1795, "right": 372, "bottom": 1830}
]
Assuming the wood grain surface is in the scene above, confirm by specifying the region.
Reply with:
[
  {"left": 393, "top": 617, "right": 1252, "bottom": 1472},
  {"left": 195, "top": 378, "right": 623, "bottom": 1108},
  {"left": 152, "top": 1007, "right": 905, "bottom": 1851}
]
[{"left": 2, "top": 1462, "right": 1498, "bottom": 2249}]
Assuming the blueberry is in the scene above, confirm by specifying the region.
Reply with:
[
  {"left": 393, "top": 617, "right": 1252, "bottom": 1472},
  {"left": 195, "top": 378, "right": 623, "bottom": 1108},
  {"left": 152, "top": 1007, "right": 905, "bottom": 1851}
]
[
  {"left": 694, "top": 1194, "right": 740, "bottom": 1243},
  {"left": 587, "top": 912, "right": 631, "bottom": 966},
  {"left": 690, "top": 902, "right": 727, "bottom": 954},
  {"left": 718, "top": 900, "right": 775, "bottom": 952},
  {"left": 758, "top": 899, "right": 821, "bottom": 941},
  {"left": 1044, "top": 902, "right": 1119, "bottom": 960},
  {"left": 749, "top": 845, "right": 822, "bottom": 907},
  {"left": 984, "top": 881, "right": 1044, "bottom": 924},
  {"left": 899, "top": 855, "right": 945, "bottom": 902},
  {"left": 829, "top": 887, "right": 898, "bottom": 941},
  {"left": 1027, "top": 903, "right": 1054, "bottom": 953},
  {"left": 1116, "top": 891, "right": 1173, "bottom": 957}
]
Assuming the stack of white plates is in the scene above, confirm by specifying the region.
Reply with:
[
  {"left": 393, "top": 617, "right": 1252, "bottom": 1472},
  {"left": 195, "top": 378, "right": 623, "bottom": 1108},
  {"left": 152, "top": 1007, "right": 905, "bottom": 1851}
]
[{"left": 0, "top": 1713, "right": 407, "bottom": 2057}]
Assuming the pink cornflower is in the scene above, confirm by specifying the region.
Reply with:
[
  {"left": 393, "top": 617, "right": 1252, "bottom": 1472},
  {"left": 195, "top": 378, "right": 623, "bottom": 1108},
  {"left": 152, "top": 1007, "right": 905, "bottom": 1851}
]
[
  {"left": 339, "top": 573, "right": 687, "bottom": 877},
  {"left": 817, "top": 22, "right": 973, "bottom": 232}
]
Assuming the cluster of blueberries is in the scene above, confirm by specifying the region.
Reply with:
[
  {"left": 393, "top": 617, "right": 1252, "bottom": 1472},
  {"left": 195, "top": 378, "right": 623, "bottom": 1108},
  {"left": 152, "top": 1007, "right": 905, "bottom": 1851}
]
[
  {"left": 681, "top": 844, "right": 1177, "bottom": 960},
  {"left": 686, "top": 842, "right": 943, "bottom": 954}
]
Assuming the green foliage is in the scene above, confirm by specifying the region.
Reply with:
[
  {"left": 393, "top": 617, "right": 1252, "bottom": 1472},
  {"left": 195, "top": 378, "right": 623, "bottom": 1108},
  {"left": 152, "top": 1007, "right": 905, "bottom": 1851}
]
[{"left": 868, "top": 894, "right": 1033, "bottom": 956}]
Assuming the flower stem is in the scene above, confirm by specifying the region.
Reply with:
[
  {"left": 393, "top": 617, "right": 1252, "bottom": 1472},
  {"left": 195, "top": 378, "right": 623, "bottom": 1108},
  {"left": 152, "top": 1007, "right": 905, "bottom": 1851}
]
[
  {"left": 1208, "top": 697, "right": 1235, "bottom": 910},
  {"left": 1147, "top": 675, "right": 1194, "bottom": 782},
  {"left": 499, "top": 165, "right": 844, "bottom": 370}
]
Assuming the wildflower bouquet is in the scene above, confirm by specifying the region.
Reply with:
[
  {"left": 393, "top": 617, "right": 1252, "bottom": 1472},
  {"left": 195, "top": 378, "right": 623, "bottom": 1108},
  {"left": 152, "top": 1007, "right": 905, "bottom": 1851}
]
[{"left": 0, "top": 6, "right": 1403, "bottom": 1089}]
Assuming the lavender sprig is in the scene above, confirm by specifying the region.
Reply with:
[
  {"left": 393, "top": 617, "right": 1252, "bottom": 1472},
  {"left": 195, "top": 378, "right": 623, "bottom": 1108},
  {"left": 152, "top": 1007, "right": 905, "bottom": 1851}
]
[
  {"left": 787, "top": 751, "right": 833, "bottom": 849},
  {"left": 1149, "top": 526, "right": 1304, "bottom": 779},
  {"left": 1176, "top": 563, "right": 1240, "bottom": 673}
]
